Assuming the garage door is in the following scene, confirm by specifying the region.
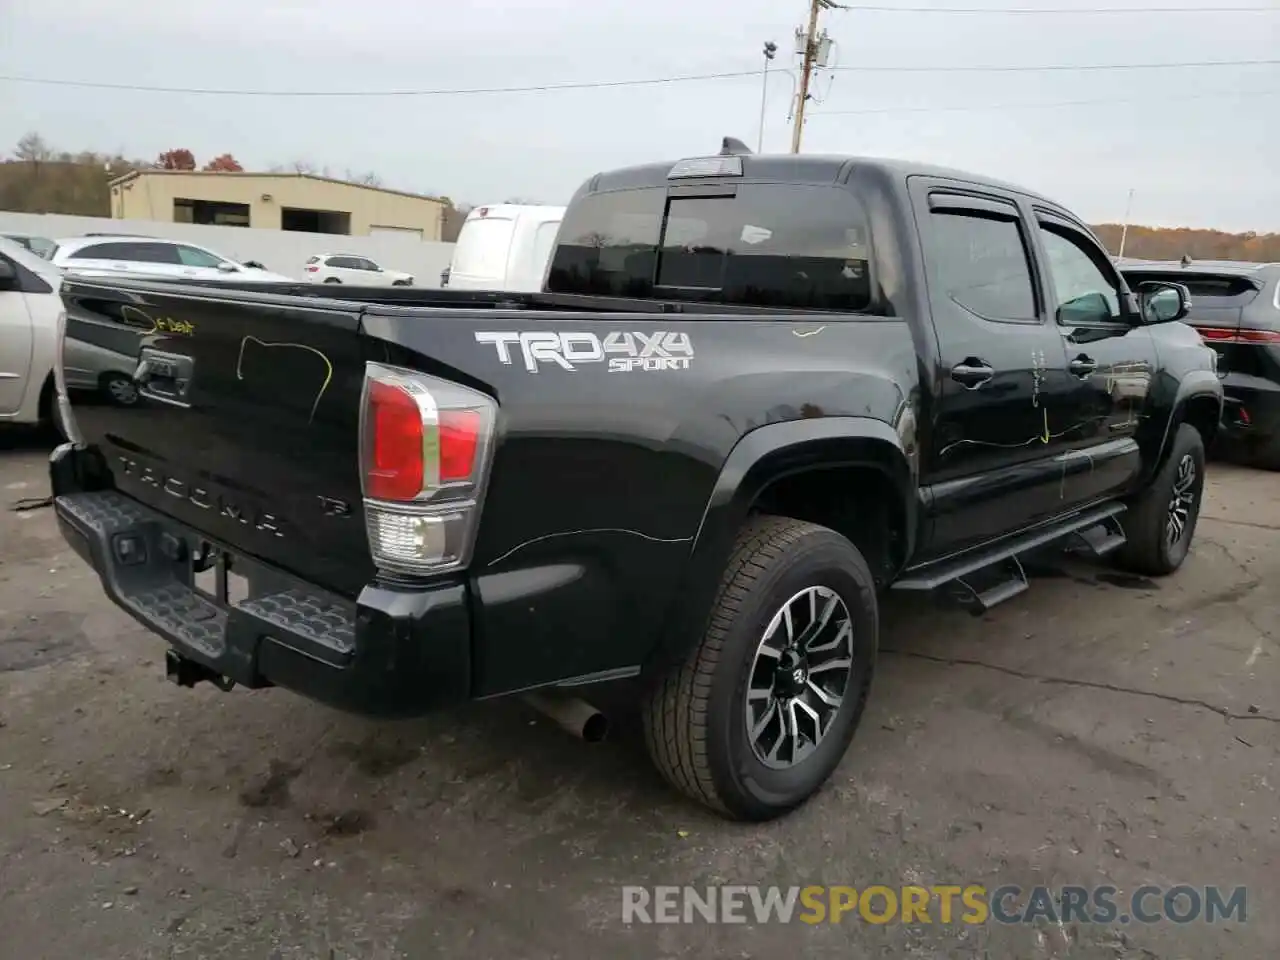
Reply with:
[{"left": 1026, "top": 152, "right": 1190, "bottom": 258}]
[{"left": 369, "top": 225, "right": 424, "bottom": 240}]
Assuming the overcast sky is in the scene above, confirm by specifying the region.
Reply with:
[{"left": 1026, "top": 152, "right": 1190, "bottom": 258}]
[{"left": 1, "top": 0, "right": 1277, "bottom": 230}]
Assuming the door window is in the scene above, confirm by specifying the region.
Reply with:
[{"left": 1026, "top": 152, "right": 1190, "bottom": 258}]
[
  {"left": 1038, "top": 224, "right": 1122, "bottom": 325},
  {"left": 175, "top": 245, "right": 227, "bottom": 268},
  {"left": 922, "top": 209, "right": 1037, "bottom": 323}
]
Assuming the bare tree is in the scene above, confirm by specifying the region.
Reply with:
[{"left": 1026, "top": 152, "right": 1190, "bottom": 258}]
[{"left": 14, "top": 132, "right": 53, "bottom": 163}]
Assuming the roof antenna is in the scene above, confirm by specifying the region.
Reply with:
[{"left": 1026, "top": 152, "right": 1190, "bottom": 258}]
[{"left": 719, "top": 136, "right": 753, "bottom": 156}]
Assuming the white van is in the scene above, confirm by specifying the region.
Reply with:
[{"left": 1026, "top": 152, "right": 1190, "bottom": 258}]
[{"left": 444, "top": 204, "right": 566, "bottom": 293}]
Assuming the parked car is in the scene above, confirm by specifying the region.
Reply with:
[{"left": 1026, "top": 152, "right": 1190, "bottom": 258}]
[
  {"left": 444, "top": 203, "right": 565, "bottom": 292},
  {"left": 1120, "top": 259, "right": 1280, "bottom": 469},
  {"left": 50, "top": 143, "right": 1219, "bottom": 822},
  {"left": 304, "top": 254, "right": 413, "bottom": 287},
  {"left": 50, "top": 236, "right": 295, "bottom": 283},
  {"left": 2, "top": 232, "right": 58, "bottom": 260},
  {"left": 0, "top": 235, "right": 65, "bottom": 434}
]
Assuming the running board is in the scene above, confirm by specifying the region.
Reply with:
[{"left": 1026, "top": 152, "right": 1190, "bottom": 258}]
[
  {"left": 893, "top": 502, "right": 1128, "bottom": 595},
  {"left": 1066, "top": 514, "right": 1128, "bottom": 559}
]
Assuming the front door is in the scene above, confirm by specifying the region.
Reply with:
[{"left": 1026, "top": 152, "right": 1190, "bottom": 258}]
[
  {"left": 912, "top": 182, "right": 1077, "bottom": 560},
  {"left": 1031, "top": 210, "right": 1156, "bottom": 504}
]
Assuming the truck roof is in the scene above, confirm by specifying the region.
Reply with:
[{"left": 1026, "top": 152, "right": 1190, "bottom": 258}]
[{"left": 582, "top": 152, "right": 1059, "bottom": 207}]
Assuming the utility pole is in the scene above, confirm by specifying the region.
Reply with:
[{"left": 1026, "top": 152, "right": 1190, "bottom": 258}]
[
  {"left": 1117, "top": 187, "right": 1136, "bottom": 260},
  {"left": 759, "top": 41, "right": 778, "bottom": 153},
  {"left": 790, "top": 0, "right": 846, "bottom": 154}
]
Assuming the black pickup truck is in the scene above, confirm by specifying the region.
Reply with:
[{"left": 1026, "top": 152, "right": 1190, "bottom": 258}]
[{"left": 50, "top": 143, "right": 1222, "bottom": 821}]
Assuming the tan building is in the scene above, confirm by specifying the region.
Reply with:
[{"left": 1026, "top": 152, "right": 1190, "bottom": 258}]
[{"left": 109, "top": 170, "right": 447, "bottom": 241}]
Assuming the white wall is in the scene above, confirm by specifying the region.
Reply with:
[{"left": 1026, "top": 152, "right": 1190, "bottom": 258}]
[{"left": 0, "top": 210, "right": 456, "bottom": 286}]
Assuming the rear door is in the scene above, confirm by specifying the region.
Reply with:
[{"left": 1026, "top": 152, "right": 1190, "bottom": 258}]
[{"left": 61, "top": 280, "right": 373, "bottom": 596}]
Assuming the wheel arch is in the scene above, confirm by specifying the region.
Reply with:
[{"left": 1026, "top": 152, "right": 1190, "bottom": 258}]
[
  {"left": 643, "top": 416, "right": 918, "bottom": 679},
  {"left": 1157, "top": 371, "right": 1222, "bottom": 470}
]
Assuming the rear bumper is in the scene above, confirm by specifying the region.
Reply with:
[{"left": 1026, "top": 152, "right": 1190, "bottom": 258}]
[
  {"left": 50, "top": 445, "right": 471, "bottom": 717},
  {"left": 1218, "top": 374, "right": 1280, "bottom": 447}
]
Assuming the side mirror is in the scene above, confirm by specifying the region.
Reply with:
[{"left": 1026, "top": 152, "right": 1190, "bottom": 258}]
[
  {"left": 216, "top": 262, "right": 238, "bottom": 273},
  {"left": 0, "top": 259, "right": 16, "bottom": 285},
  {"left": 1136, "top": 281, "right": 1190, "bottom": 324}
]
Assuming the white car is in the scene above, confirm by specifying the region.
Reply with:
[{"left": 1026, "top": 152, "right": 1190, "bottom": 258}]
[
  {"left": 0, "top": 235, "right": 66, "bottom": 434},
  {"left": 304, "top": 254, "right": 414, "bottom": 286},
  {"left": 51, "top": 236, "right": 296, "bottom": 283}
]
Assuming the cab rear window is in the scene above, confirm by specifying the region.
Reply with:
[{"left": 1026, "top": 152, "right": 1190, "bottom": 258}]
[{"left": 546, "top": 184, "right": 873, "bottom": 311}]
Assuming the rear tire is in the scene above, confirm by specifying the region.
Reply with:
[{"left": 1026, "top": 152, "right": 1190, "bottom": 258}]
[
  {"left": 1115, "top": 422, "right": 1206, "bottom": 576},
  {"left": 323, "top": 277, "right": 341, "bottom": 284},
  {"left": 642, "top": 515, "right": 878, "bottom": 821}
]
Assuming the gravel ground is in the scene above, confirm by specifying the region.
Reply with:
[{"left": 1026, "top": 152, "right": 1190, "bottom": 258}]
[{"left": 0, "top": 428, "right": 1276, "bottom": 960}]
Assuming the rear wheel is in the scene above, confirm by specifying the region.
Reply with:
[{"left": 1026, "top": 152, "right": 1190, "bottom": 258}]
[
  {"left": 642, "top": 516, "right": 878, "bottom": 821},
  {"left": 323, "top": 277, "right": 341, "bottom": 284},
  {"left": 1115, "top": 422, "right": 1206, "bottom": 576}
]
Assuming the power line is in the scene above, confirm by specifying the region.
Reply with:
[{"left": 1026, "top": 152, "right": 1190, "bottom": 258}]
[
  {"left": 844, "top": 4, "right": 1279, "bottom": 12},
  {"left": 1, "top": 58, "right": 1277, "bottom": 98},
  {"left": 0, "top": 69, "right": 763, "bottom": 98},
  {"left": 813, "top": 87, "right": 1280, "bottom": 115},
  {"left": 827, "top": 57, "right": 1280, "bottom": 73}
]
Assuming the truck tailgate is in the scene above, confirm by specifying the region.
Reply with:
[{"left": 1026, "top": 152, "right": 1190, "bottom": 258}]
[{"left": 60, "top": 279, "right": 373, "bottom": 597}]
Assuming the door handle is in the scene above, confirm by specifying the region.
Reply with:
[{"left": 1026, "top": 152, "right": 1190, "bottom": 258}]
[
  {"left": 951, "top": 359, "right": 995, "bottom": 389},
  {"left": 1069, "top": 355, "right": 1098, "bottom": 378}
]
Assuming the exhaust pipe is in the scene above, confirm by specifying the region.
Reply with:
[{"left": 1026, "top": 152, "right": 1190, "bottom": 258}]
[{"left": 522, "top": 691, "right": 610, "bottom": 743}]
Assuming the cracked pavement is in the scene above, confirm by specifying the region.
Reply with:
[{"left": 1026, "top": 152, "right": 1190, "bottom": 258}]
[{"left": 0, "top": 429, "right": 1276, "bottom": 959}]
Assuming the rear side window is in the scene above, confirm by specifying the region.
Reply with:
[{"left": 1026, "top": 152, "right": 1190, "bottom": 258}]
[
  {"left": 922, "top": 211, "right": 1037, "bottom": 322},
  {"left": 546, "top": 184, "right": 873, "bottom": 311},
  {"left": 452, "top": 217, "right": 516, "bottom": 279},
  {"left": 67, "top": 241, "right": 180, "bottom": 263}
]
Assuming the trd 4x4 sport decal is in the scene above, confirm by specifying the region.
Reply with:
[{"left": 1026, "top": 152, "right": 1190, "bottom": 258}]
[{"left": 474, "top": 331, "right": 694, "bottom": 373}]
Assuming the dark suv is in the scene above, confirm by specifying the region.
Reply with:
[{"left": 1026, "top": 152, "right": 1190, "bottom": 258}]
[{"left": 1120, "top": 259, "right": 1280, "bottom": 469}]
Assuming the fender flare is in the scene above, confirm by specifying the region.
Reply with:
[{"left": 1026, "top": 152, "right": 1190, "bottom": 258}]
[
  {"left": 643, "top": 416, "right": 917, "bottom": 677},
  {"left": 1154, "top": 370, "right": 1223, "bottom": 469}
]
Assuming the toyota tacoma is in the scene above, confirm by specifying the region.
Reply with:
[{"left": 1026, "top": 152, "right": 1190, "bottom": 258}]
[{"left": 50, "top": 141, "right": 1221, "bottom": 821}]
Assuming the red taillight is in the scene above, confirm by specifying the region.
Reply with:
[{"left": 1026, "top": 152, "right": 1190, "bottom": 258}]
[
  {"left": 367, "top": 380, "right": 424, "bottom": 500},
  {"left": 1196, "top": 325, "right": 1280, "bottom": 343},
  {"left": 439, "top": 410, "right": 481, "bottom": 482},
  {"left": 305, "top": 264, "right": 318, "bottom": 272},
  {"left": 1237, "top": 328, "right": 1280, "bottom": 343},
  {"left": 359, "top": 363, "right": 497, "bottom": 575}
]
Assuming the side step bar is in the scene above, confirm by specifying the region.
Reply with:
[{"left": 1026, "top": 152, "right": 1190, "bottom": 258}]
[{"left": 893, "top": 502, "right": 1128, "bottom": 613}]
